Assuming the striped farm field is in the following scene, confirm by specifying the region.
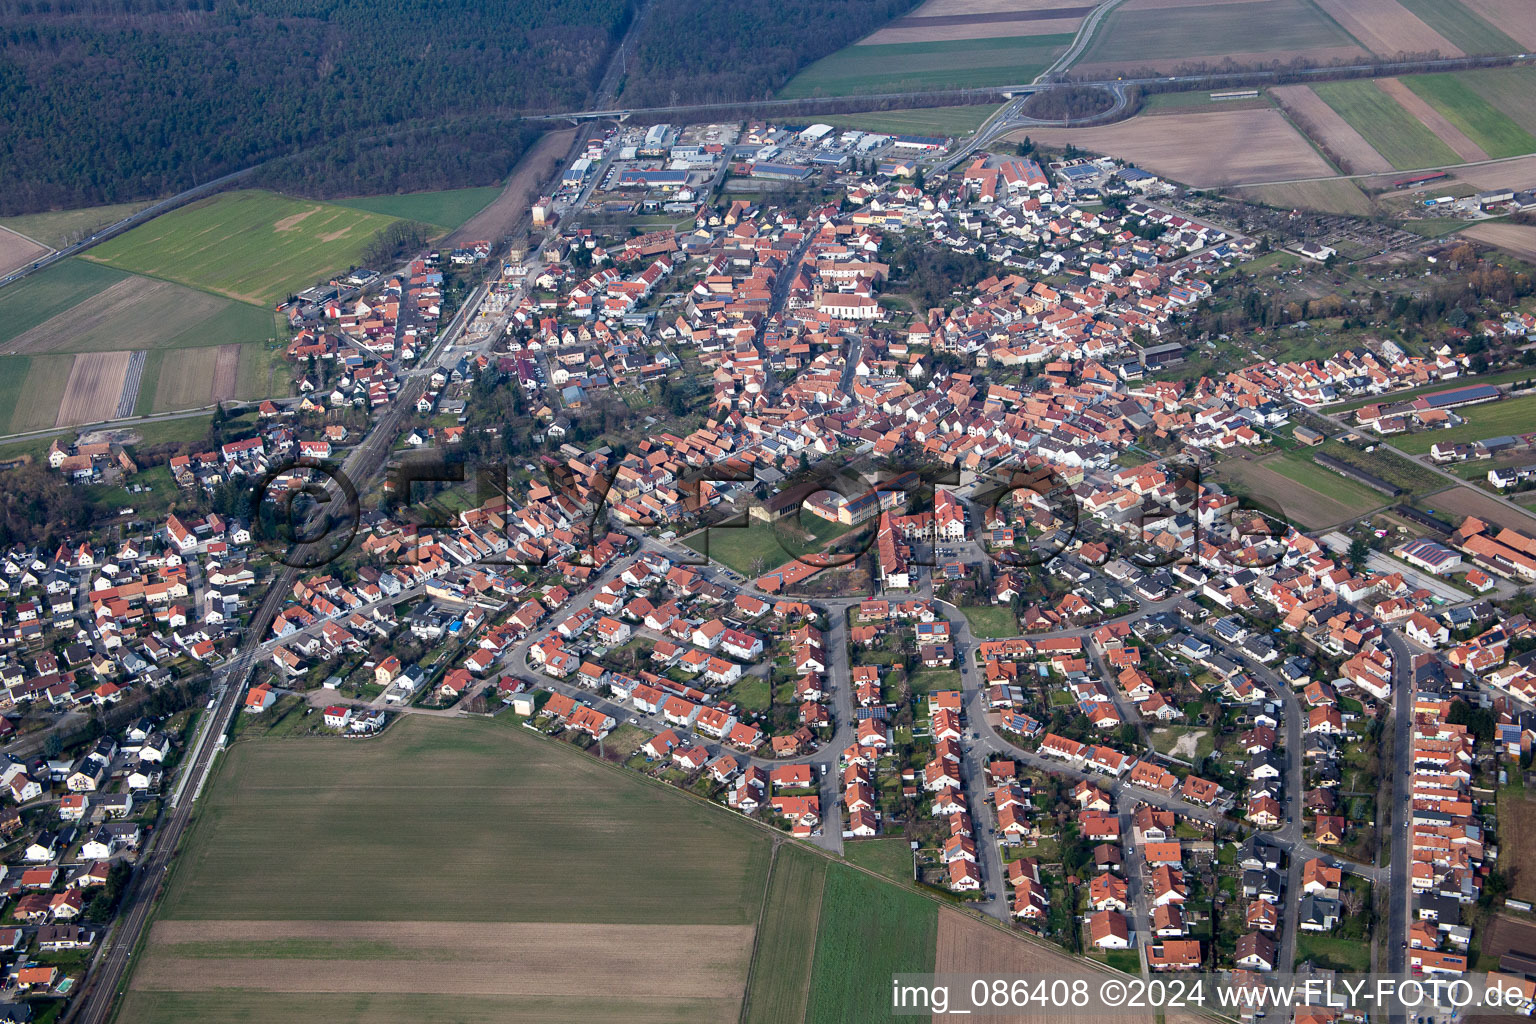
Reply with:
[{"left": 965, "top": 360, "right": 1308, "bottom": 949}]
[
  {"left": 1, "top": 354, "right": 73, "bottom": 433},
  {"left": 780, "top": 34, "right": 1072, "bottom": 96},
  {"left": 1079, "top": 0, "right": 1361, "bottom": 67},
  {"left": 1393, "top": 0, "right": 1524, "bottom": 54},
  {"left": 1312, "top": 80, "right": 1462, "bottom": 169},
  {"left": 805, "top": 865, "right": 938, "bottom": 1024},
  {"left": 1401, "top": 72, "right": 1536, "bottom": 158},
  {"left": 86, "top": 189, "right": 400, "bottom": 306},
  {"left": 1314, "top": 0, "right": 1462, "bottom": 57},
  {"left": 330, "top": 186, "right": 501, "bottom": 231}
]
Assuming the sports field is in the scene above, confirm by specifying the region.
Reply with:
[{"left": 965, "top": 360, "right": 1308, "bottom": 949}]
[
  {"left": 1078, "top": 0, "right": 1361, "bottom": 68},
  {"left": 805, "top": 864, "right": 938, "bottom": 1024},
  {"left": 1312, "top": 80, "right": 1462, "bottom": 169},
  {"left": 1393, "top": 394, "right": 1536, "bottom": 453},
  {"left": 332, "top": 186, "right": 501, "bottom": 231},
  {"left": 780, "top": 34, "right": 1072, "bottom": 97},
  {"left": 86, "top": 190, "right": 400, "bottom": 306}
]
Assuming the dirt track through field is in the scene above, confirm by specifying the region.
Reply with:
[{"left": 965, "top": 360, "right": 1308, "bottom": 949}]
[
  {"left": 1272, "top": 85, "right": 1393, "bottom": 173},
  {"left": 1008, "top": 108, "right": 1334, "bottom": 185},
  {"left": 211, "top": 344, "right": 240, "bottom": 401},
  {"left": 136, "top": 921, "right": 754, "bottom": 1000},
  {"left": 56, "top": 350, "right": 132, "bottom": 427},
  {"left": 449, "top": 130, "right": 576, "bottom": 247},
  {"left": 1315, "top": 0, "right": 1463, "bottom": 56},
  {"left": 1377, "top": 77, "right": 1490, "bottom": 162},
  {"left": 932, "top": 910, "right": 1154, "bottom": 1024},
  {"left": 1460, "top": 0, "right": 1536, "bottom": 48},
  {"left": 0, "top": 226, "right": 49, "bottom": 277}
]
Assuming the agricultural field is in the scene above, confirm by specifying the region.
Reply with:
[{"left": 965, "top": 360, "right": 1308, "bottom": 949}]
[
  {"left": 131, "top": 715, "right": 773, "bottom": 1024},
  {"left": 1399, "top": 73, "right": 1536, "bottom": 159},
  {"left": 1392, "top": 394, "right": 1536, "bottom": 453},
  {"left": 0, "top": 226, "right": 50, "bottom": 278},
  {"left": 1077, "top": 0, "right": 1363, "bottom": 74},
  {"left": 1378, "top": 77, "right": 1490, "bottom": 162},
  {"left": 805, "top": 864, "right": 938, "bottom": 1024},
  {"left": 0, "top": 200, "right": 150, "bottom": 249},
  {"left": 1312, "top": 80, "right": 1462, "bottom": 170},
  {"left": 930, "top": 911, "right": 1147, "bottom": 1024},
  {"left": 1234, "top": 178, "right": 1376, "bottom": 216},
  {"left": 0, "top": 258, "right": 129, "bottom": 346},
  {"left": 780, "top": 34, "right": 1073, "bottom": 97},
  {"left": 1314, "top": 0, "right": 1462, "bottom": 58},
  {"left": 0, "top": 256, "right": 282, "bottom": 431},
  {"left": 0, "top": 354, "right": 72, "bottom": 434},
  {"left": 1461, "top": 221, "right": 1536, "bottom": 261},
  {"left": 822, "top": 105, "right": 999, "bottom": 137},
  {"left": 86, "top": 190, "right": 400, "bottom": 306},
  {"left": 1210, "top": 452, "right": 1384, "bottom": 529},
  {"left": 331, "top": 186, "right": 502, "bottom": 232},
  {"left": 1009, "top": 108, "right": 1334, "bottom": 186},
  {"left": 1269, "top": 85, "right": 1393, "bottom": 175},
  {"left": 1394, "top": 0, "right": 1524, "bottom": 54},
  {"left": 1498, "top": 786, "right": 1536, "bottom": 904},
  {"left": 842, "top": 838, "right": 919, "bottom": 887},
  {"left": 1421, "top": 482, "right": 1536, "bottom": 533},
  {"left": 1460, "top": 0, "right": 1536, "bottom": 49},
  {"left": 55, "top": 350, "right": 134, "bottom": 428},
  {"left": 741, "top": 845, "right": 828, "bottom": 1024},
  {"left": 858, "top": 0, "right": 1090, "bottom": 45}
]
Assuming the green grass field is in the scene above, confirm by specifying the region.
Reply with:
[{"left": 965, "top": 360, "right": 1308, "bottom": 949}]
[
  {"left": 780, "top": 35, "right": 1072, "bottom": 98},
  {"left": 742, "top": 845, "right": 829, "bottom": 1024},
  {"left": 331, "top": 186, "right": 501, "bottom": 231},
  {"left": 0, "top": 258, "right": 128, "bottom": 346},
  {"left": 1393, "top": 394, "right": 1536, "bottom": 453},
  {"left": 960, "top": 604, "right": 1018, "bottom": 639},
  {"left": 821, "top": 105, "right": 998, "bottom": 137},
  {"left": 1081, "top": 0, "right": 1353, "bottom": 64},
  {"left": 0, "top": 201, "right": 153, "bottom": 249},
  {"left": 805, "top": 864, "right": 938, "bottom": 1024},
  {"left": 685, "top": 520, "right": 800, "bottom": 576},
  {"left": 1265, "top": 451, "right": 1391, "bottom": 510},
  {"left": 86, "top": 190, "right": 400, "bottom": 306},
  {"left": 1295, "top": 931, "right": 1371, "bottom": 971},
  {"left": 1313, "top": 80, "right": 1462, "bottom": 169},
  {"left": 1392, "top": 0, "right": 1524, "bottom": 56},
  {"left": 0, "top": 353, "right": 72, "bottom": 433},
  {"left": 158, "top": 715, "right": 771, "bottom": 922},
  {"left": 1401, "top": 73, "right": 1536, "bottom": 159},
  {"left": 843, "top": 838, "right": 918, "bottom": 887},
  {"left": 1452, "top": 67, "right": 1536, "bottom": 137}
]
